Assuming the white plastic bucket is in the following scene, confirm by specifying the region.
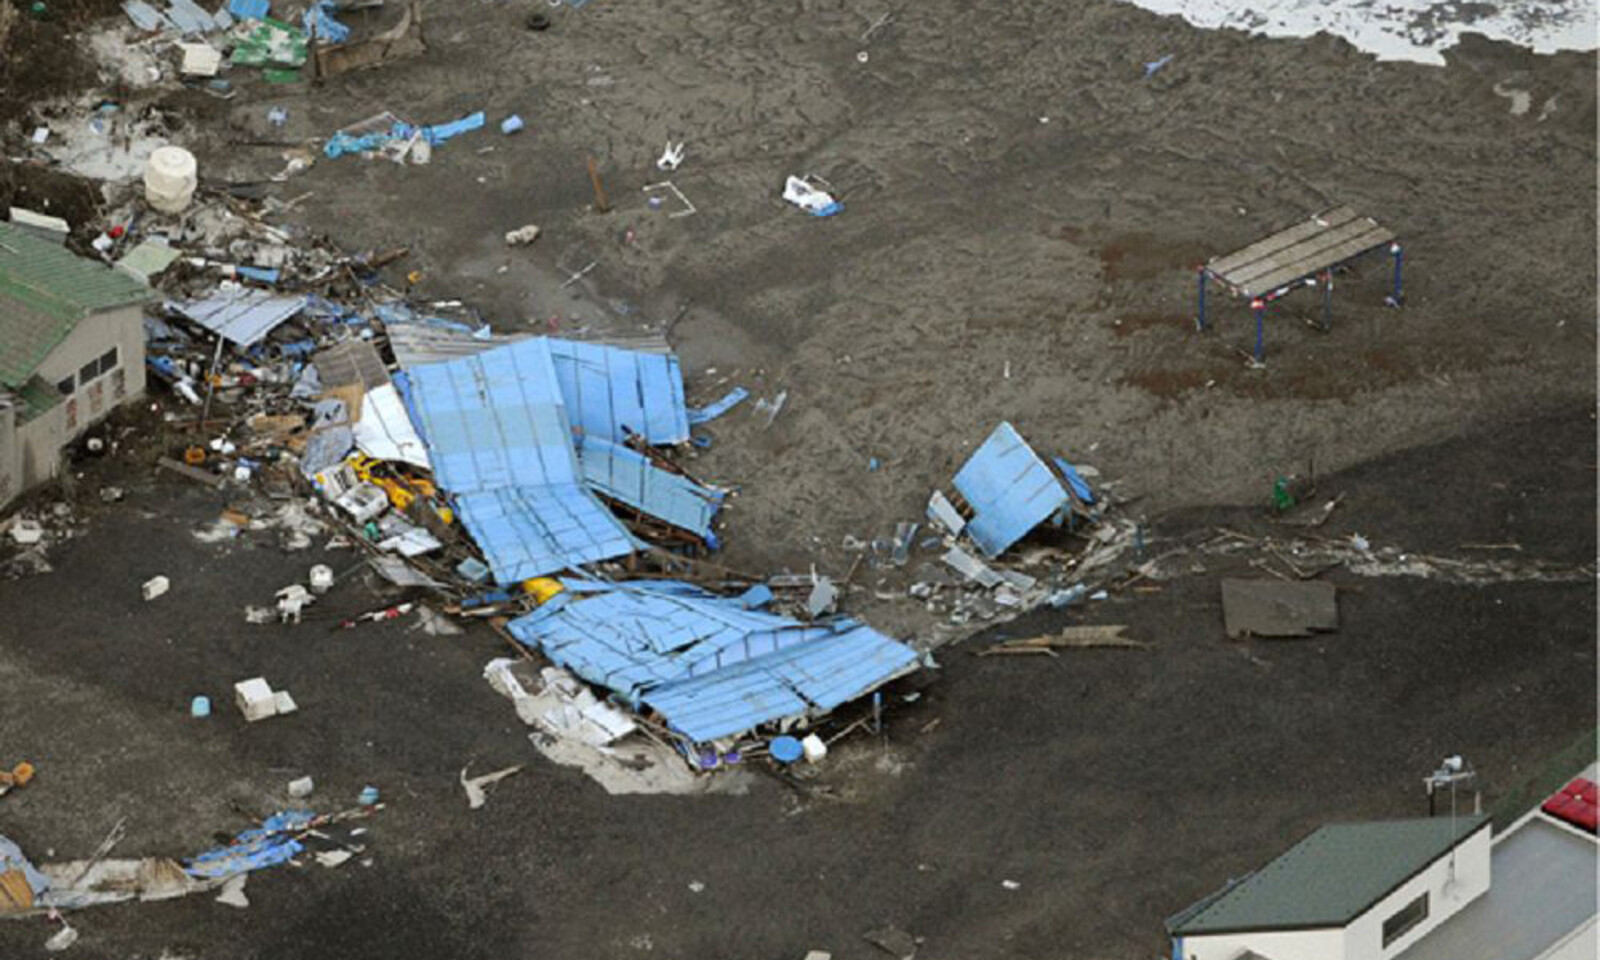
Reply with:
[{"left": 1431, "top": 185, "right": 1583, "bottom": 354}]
[{"left": 144, "top": 146, "right": 197, "bottom": 213}]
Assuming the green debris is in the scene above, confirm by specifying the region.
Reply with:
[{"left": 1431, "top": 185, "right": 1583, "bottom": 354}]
[
  {"left": 1272, "top": 476, "right": 1296, "bottom": 512},
  {"left": 263, "top": 69, "right": 305, "bottom": 83},
  {"left": 230, "top": 17, "right": 309, "bottom": 69}
]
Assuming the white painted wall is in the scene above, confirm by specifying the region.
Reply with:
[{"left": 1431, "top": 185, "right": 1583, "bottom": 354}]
[
  {"left": 1177, "top": 824, "right": 1493, "bottom": 960},
  {"left": 1345, "top": 824, "right": 1492, "bottom": 960},
  {"left": 1178, "top": 925, "right": 1344, "bottom": 960}
]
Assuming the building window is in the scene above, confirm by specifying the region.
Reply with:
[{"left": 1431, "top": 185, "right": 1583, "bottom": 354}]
[
  {"left": 1382, "top": 893, "right": 1430, "bottom": 948},
  {"left": 112, "top": 369, "right": 126, "bottom": 400},
  {"left": 78, "top": 360, "right": 97, "bottom": 388},
  {"left": 97, "top": 346, "right": 118, "bottom": 376},
  {"left": 56, "top": 376, "right": 74, "bottom": 396}
]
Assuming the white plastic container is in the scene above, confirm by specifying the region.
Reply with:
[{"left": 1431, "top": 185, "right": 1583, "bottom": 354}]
[
  {"left": 141, "top": 575, "right": 170, "bottom": 601},
  {"left": 234, "top": 677, "right": 277, "bottom": 722},
  {"left": 144, "top": 146, "right": 198, "bottom": 214},
  {"left": 308, "top": 564, "right": 334, "bottom": 594}
]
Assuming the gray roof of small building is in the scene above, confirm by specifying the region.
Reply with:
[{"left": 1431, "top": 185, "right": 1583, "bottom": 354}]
[
  {"left": 1169, "top": 816, "right": 1491, "bottom": 936},
  {"left": 1393, "top": 817, "right": 1596, "bottom": 960}
]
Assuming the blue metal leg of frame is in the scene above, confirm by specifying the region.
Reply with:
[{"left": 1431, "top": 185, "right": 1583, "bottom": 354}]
[
  {"left": 1196, "top": 268, "right": 1208, "bottom": 331},
  {"left": 1322, "top": 271, "right": 1332, "bottom": 331},
  {"left": 1252, "top": 299, "right": 1265, "bottom": 363},
  {"left": 1386, "top": 243, "right": 1404, "bottom": 307}
]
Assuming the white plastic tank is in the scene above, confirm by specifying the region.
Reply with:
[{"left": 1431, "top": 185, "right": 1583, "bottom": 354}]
[{"left": 143, "top": 146, "right": 197, "bottom": 213}]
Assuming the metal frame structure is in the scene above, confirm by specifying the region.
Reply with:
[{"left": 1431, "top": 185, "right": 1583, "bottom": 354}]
[{"left": 1197, "top": 207, "right": 1401, "bottom": 362}]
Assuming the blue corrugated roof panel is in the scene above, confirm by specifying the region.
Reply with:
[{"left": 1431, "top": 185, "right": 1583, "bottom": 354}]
[
  {"left": 548, "top": 339, "right": 689, "bottom": 446},
  {"left": 952, "top": 421, "right": 1068, "bottom": 558},
  {"left": 579, "top": 437, "right": 720, "bottom": 537},
  {"left": 455, "top": 487, "right": 636, "bottom": 584},
  {"left": 407, "top": 338, "right": 635, "bottom": 582},
  {"left": 507, "top": 581, "right": 920, "bottom": 742}
]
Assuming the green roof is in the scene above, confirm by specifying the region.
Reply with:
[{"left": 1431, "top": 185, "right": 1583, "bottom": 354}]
[
  {"left": 0, "top": 221, "right": 152, "bottom": 387},
  {"left": 14, "top": 375, "right": 63, "bottom": 424},
  {"left": 1169, "top": 816, "right": 1491, "bottom": 936}
]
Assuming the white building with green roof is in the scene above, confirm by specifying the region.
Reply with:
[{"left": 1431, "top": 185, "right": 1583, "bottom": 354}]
[
  {"left": 0, "top": 221, "right": 153, "bottom": 507},
  {"left": 1167, "top": 815, "right": 1493, "bottom": 960}
]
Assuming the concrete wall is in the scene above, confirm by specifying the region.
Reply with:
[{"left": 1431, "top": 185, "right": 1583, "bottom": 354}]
[
  {"left": 1179, "top": 926, "right": 1345, "bottom": 960},
  {"left": 1345, "top": 824, "right": 1492, "bottom": 960},
  {"left": 9, "top": 303, "right": 147, "bottom": 494},
  {"left": 0, "top": 396, "right": 18, "bottom": 508}
]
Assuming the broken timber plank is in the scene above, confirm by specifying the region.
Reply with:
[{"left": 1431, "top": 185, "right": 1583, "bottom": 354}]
[{"left": 158, "top": 457, "right": 226, "bottom": 488}]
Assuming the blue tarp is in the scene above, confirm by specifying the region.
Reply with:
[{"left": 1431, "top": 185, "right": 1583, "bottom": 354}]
[
  {"left": 228, "top": 0, "right": 269, "bottom": 19},
  {"left": 184, "top": 810, "right": 314, "bottom": 879},
  {"left": 302, "top": 0, "right": 349, "bottom": 43},
  {"left": 407, "top": 338, "right": 636, "bottom": 582},
  {"left": 325, "top": 111, "right": 486, "bottom": 159},
  {"left": 952, "top": 421, "right": 1070, "bottom": 558},
  {"left": 507, "top": 581, "right": 919, "bottom": 742}
]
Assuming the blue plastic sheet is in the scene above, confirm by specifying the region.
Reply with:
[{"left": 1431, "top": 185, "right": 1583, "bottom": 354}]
[
  {"left": 184, "top": 810, "right": 314, "bottom": 879},
  {"left": 228, "top": 0, "right": 269, "bottom": 19}
]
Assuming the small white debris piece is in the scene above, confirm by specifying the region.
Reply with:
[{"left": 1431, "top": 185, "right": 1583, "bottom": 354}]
[
  {"left": 215, "top": 873, "right": 249, "bottom": 908},
  {"left": 142, "top": 575, "right": 170, "bottom": 601},
  {"left": 656, "top": 141, "right": 685, "bottom": 171},
  {"left": 235, "top": 677, "right": 277, "bottom": 722},
  {"left": 315, "top": 850, "right": 353, "bottom": 869},
  {"left": 287, "top": 776, "right": 314, "bottom": 798},
  {"left": 44, "top": 924, "right": 78, "bottom": 952},
  {"left": 926, "top": 490, "right": 965, "bottom": 535},
  {"left": 504, "top": 224, "right": 541, "bottom": 246},
  {"left": 178, "top": 42, "right": 222, "bottom": 77},
  {"left": 460, "top": 764, "right": 524, "bottom": 810},
  {"left": 272, "top": 690, "right": 298, "bottom": 716},
  {"left": 9, "top": 519, "right": 44, "bottom": 545},
  {"left": 1001, "top": 879, "right": 1021, "bottom": 890},
  {"left": 688, "top": 880, "right": 705, "bottom": 893}
]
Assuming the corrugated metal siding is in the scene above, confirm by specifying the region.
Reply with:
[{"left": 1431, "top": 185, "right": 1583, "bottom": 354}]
[
  {"left": 407, "top": 338, "right": 635, "bottom": 582},
  {"left": 507, "top": 581, "right": 920, "bottom": 742},
  {"left": 547, "top": 339, "right": 689, "bottom": 446},
  {"left": 578, "top": 437, "right": 720, "bottom": 536},
  {"left": 952, "top": 421, "right": 1068, "bottom": 558},
  {"left": 171, "top": 290, "right": 308, "bottom": 347}
]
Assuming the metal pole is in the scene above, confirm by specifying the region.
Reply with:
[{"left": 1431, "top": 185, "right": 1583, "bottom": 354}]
[
  {"left": 1251, "top": 298, "right": 1265, "bottom": 363},
  {"left": 199, "top": 335, "right": 225, "bottom": 426},
  {"left": 1387, "top": 242, "right": 1403, "bottom": 306},
  {"left": 1196, "top": 267, "right": 1208, "bottom": 331},
  {"left": 1321, "top": 271, "right": 1332, "bottom": 331}
]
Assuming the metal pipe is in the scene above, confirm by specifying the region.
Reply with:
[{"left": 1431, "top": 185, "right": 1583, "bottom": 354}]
[
  {"left": 1252, "top": 298, "right": 1265, "bottom": 363},
  {"left": 1196, "top": 267, "right": 1208, "bottom": 330}
]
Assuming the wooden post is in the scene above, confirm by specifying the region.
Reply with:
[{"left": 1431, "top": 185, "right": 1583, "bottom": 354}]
[{"left": 586, "top": 156, "right": 610, "bottom": 213}]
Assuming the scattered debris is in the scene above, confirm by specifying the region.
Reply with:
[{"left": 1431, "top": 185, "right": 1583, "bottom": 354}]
[
  {"left": 979, "top": 625, "right": 1146, "bottom": 657},
  {"left": 505, "top": 224, "right": 542, "bottom": 246},
  {"left": 863, "top": 925, "right": 917, "bottom": 960},
  {"left": 142, "top": 575, "right": 170, "bottom": 601},
  {"left": 783, "top": 175, "right": 843, "bottom": 217},
  {"left": 459, "top": 764, "right": 523, "bottom": 810}
]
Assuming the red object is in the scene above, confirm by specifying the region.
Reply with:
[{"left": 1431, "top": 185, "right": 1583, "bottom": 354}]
[
  {"left": 1541, "top": 777, "right": 1599, "bottom": 833},
  {"left": 108, "top": 224, "right": 125, "bottom": 239}
]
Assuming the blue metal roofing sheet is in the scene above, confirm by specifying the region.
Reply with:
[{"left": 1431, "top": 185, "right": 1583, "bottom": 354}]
[
  {"left": 579, "top": 437, "right": 720, "bottom": 537},
  {"left": 547, "top": 339, "right": 689, "bottom": 446},
  {"left": 507, "top": 581, "right": 920, "bottom": 742},
  {"left": 406, "top": 338, "right": 635, "bottom": 582},
  {"left": 171, "top": 290, "right": 308, "bottom": 348},
  {"left": 454, "top": 487, "right": 635, "bottom": 583},
  {"left": 952, "top": 421, "right": 1068, "bottom": 558}
]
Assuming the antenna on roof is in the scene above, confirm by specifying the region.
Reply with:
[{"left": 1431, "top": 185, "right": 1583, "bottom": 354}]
[{"left": 1425, "top": 755, "right": 1477, "bottom": 892}]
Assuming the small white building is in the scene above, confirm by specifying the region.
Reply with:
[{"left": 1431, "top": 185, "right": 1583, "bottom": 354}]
[{"left": 1166, "top": 816, "right": 1494, "bottom": 960}]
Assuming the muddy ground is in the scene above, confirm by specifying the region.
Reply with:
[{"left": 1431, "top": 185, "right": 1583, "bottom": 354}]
[
  {"left": 0, "top": 401, "right": 1592, "bottom": 960},
  {"left": 0, "top": 0, "right": 1596, "bottom": 957}
]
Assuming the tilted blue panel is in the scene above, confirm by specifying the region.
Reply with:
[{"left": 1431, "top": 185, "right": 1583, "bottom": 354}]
[
  {"left": 548, "top": 339, "right": 689, "bottom": 446},
  {"left": 952, "top": 421, "right": 1068, "bottom": 558},
  {"left": 406, "top": 339, "right": 634, "bottom": 581},
  {"left": 508, "top": 582, "right": 921, "bottom": 742},
  {"left": 579, "top": 437, "right": 720, "bottom": 537}
]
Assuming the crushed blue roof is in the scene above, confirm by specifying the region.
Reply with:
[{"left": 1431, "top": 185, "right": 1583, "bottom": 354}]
[
  {"left": 953, "top": 421, "right": 1070, "bottom": 558},
  {"left": 507, "top": 581, "right": 920, "bottom": 742},
  {"left": 578, "top": 436, "right": 721, "bottom": 538},
  {"left": 547, "top": 339, "right": 689, "bottom": 446},
  {"left": 406, "top": 337, "right": 636, "bottom": 582}
]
